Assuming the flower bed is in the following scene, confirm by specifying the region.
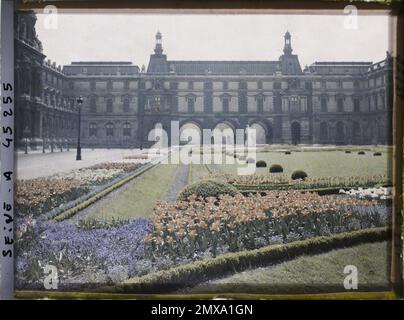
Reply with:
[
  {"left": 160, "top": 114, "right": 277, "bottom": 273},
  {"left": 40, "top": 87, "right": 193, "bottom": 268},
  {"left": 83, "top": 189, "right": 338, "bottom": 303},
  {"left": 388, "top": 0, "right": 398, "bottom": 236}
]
[
  {"left": 339, "top": 187, "right": 392, "bottom": 200},
  {"left": 16, "top": 217, "right": 151, "bottom": 288},
  {"left": 89, "top": 162, "right": 142, "bottom": 172},
  {"left": 213, "top": 173, "right": 389, "bottom": 190},
  {"left": 56, "top": 168, "right": 123, "bottom": 185},
  {"left": 123, "top": 155, "right": 149, "bottom": 160},
  {"left": 15, "top": 162, "right": 144, "bottom": 218},
  {"left": 145, "top": 192, "right": 388, "bottom": 260},
  {"left": 15, "top": 178, "right": 88, "bottom": 217}
]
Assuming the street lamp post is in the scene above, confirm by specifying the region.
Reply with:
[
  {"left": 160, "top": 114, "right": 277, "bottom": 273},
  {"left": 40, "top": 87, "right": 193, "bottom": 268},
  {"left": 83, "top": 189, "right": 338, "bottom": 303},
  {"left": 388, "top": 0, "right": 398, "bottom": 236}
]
[
  {"left": 42, "top": 135, "right": 46, "bottom": 153},
  {"left": 50, "top": 135, "right": 54, "bottom": 153},
  {"left": 23, "top": 126, "right": 30, "bottom": 154},
  {"left": 76, "top": 96, "right": 84, "bottom": 160}
]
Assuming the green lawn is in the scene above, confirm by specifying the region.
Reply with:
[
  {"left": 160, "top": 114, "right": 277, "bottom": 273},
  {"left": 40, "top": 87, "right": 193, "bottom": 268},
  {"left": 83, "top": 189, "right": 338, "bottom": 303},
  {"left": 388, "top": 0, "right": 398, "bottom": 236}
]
[
  {"left": 216, "top": 149, "right": 390, "bottom": 178},
  {"left": 188, "top": 163, "right": 211, "bottom": 184},
  {"left": 187, "top": 242, "right": 389, "bottom": 294},
  {"left": 85, "top": 163, "right": 179, "bottom": 220}
]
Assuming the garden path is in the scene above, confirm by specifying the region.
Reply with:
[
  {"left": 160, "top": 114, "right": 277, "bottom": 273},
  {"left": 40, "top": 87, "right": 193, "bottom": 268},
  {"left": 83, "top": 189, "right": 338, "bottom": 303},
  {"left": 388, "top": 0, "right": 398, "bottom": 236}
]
[
  {"left": 16, "top": 148, "right": 152, "bottom": 179},
  {"left": 163, "top": 164, "right": 190, "bottom": 202}
]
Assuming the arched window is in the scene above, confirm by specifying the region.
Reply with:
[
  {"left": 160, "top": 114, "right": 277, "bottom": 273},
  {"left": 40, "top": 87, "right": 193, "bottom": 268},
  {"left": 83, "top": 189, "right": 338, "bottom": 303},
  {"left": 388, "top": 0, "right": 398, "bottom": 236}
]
[
  {"left": 89, "top": 123, "right": 97, "bottom": 137},
  {"left": 123, "top": 122, "right": 131, "bottom": 137},
  {"left": 106, "top": 122, "right": 114, "bottom": 137}
]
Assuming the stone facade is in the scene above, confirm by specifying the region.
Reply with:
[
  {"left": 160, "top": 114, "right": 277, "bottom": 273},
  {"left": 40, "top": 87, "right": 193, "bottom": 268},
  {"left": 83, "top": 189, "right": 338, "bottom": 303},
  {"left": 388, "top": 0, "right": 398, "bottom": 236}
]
[
  {"left": 15, "top": 12, "right": 77, "bottom": 150},
  {"left": 16, "top": 13, "right": 393, "bottom": 149}
]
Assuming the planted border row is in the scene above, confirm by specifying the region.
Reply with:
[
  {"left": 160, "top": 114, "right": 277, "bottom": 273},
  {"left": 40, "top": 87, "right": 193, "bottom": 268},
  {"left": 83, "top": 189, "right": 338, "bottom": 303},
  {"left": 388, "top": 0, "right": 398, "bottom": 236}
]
[
  {"left": 234, "top": 183, "right": 388, "bottom": 192},
  {"left": 99, "top": 227, "right": 388, "bottom": 294}
]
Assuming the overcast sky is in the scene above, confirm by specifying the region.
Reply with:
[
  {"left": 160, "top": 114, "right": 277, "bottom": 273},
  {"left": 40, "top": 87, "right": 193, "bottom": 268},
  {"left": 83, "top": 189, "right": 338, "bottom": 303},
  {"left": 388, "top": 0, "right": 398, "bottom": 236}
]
[{"left": 34, "top": 11, "right": 390, "bottom": 68}]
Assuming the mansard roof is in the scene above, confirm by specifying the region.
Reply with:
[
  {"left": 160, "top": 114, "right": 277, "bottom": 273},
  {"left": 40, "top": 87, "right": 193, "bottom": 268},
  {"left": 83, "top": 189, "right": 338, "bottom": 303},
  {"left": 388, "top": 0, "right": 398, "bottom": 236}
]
[
  {"left": 308, "top": 61, "right": 373, "bottom": 75},
  {"left": 63, "top": 61, "right": 139, "bottom": 75},
  {"left": 166, "top": 60, "right": 281, "bottom": 75}
]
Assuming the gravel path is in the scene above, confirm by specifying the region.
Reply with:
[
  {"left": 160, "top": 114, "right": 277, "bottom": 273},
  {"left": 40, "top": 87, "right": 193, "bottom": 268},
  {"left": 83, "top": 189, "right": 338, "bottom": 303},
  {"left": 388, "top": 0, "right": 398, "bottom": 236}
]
[{"left": 163, "top": 164, "right": 190, "bottom": 202}]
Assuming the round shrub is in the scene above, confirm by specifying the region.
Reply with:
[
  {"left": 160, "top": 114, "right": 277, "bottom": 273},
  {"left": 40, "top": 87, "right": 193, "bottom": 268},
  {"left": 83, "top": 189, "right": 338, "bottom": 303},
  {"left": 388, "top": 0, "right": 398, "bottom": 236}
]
[
  {"left": 246, "top": 157, "right": 256, "bottom": 164},
  {"left": 256, "top": 160, "right": 267, "bottom": 168},
  {"left": 291, "top": 170, "right": 308, "bottom": 180},
  {"left": 374, "top": 152, "right": 382, "bottom": 156},
  {"left": 345, "top": 150, "right": 351, "bottom": 154},
  {"left": 285, "top": 151, "right": 291, "bottom": 155},
  {"left": 269, "top": 164, "right": 284, "bottom": 173},
  {"left": 358, "top": 151, "right": 365, "bottom": 155},
  {"left": 177, "top": 180, "right": 239, "bottom": 201}
]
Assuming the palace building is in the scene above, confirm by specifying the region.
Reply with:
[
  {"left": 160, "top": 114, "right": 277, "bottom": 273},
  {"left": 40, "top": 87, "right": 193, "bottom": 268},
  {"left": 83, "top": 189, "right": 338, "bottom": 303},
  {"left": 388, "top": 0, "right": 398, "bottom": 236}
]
[{"left": 15, "top": 12, "right": 393, "bottom": 149}]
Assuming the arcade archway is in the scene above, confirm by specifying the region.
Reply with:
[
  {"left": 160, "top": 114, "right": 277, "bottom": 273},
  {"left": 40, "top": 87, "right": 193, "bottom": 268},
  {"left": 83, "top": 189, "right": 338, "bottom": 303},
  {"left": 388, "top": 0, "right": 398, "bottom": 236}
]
[{"left": 179, "top": 122, "right": 202, "bottom": 145}]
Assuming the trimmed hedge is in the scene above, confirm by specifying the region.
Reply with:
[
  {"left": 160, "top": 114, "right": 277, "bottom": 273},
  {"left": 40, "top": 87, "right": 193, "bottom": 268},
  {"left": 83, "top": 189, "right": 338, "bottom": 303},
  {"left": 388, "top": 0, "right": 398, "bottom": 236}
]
[
  {"left": 374, "top": 152, "right": 382, "bottom": 156},
  {"left": 256, "top": 160, "right": 267, "bottom": 168},
  {"left": 285, "top": 151, "right": 291, "bottom": 155},
  {"left": 358, "top": 151, "right": 366, "bottom": 155},
  {"left": 177, "top": 180, "right": 239, "bottom": 201},
  {"left": 100, "top": 227, "right": 388, "bottom": 294},
  {"left": 269, "top": 164, "right": 283, "bottom": 173},
  {"left": 239, "top": 186, "right": 342, "bottom": 194},
  {"left": 291, "top": 170, "right": 308, "bottom": 180},
  {"left": 345, "top": 150, "right": 351, "bottom": 154}
]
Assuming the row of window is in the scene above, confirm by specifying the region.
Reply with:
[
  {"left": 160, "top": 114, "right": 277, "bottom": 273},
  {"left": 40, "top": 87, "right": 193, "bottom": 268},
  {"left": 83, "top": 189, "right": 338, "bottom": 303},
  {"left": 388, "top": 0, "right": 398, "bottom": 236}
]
[
  {"left": 68, "top": 80, "right": 133, "bottom": 91},
  {"left": 319, "top": 94, "right": 386, "bottom": 113},
  {"left": 88, "top": 97, "right": 131, "bottom": 113},
  {"left": 89, "top": 122, "right": 132, "bottom": 137},
  {"left": 67, "top": 77, "right": 388, "bottom": 92}
]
